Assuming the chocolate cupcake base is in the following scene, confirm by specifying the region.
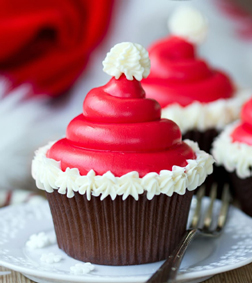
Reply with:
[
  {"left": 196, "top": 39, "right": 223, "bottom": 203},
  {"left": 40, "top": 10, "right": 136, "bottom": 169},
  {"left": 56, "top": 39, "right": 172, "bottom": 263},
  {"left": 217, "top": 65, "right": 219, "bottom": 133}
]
[
  {"left": 47, "top": 190, "right": 194, "bottom": 265},
  {"left": 229, "top": 172, "right": 252, "bottom": 217},
  {"left": 183, "top": 128, "right": 219, "bottom": 154}
]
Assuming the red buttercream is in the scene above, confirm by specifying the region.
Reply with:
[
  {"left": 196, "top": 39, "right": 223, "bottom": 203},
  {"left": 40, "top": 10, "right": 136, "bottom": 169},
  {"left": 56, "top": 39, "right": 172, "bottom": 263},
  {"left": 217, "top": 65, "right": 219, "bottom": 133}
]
[
  {"left": 47, "top": 75, "right": 196, "bottom": 177},
  {"left": 142, "top": 36, "right": 235, "bottom": 108},
  {"left": 231, "top": 98, "right": 252, "bottom": 146}
]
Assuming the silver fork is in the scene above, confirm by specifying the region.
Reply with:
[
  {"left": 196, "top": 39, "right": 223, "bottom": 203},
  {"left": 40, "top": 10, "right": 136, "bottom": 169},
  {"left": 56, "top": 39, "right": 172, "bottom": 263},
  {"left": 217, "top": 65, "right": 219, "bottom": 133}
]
[{"left": 146, "top": 183, "right": 231, "bottom": 283}]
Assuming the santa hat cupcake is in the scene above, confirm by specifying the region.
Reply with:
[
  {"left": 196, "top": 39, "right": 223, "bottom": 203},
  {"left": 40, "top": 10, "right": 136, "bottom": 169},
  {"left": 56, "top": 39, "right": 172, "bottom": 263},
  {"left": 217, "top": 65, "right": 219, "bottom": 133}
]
[
  {"left": 212, "top": 98, "right": 252, "bottom": 216},
  {"left": 32, "top": 42, "right": 214, "bottom": 265},
  {"left": 142, "top": 6, "right": 251, "bottom": 153}
]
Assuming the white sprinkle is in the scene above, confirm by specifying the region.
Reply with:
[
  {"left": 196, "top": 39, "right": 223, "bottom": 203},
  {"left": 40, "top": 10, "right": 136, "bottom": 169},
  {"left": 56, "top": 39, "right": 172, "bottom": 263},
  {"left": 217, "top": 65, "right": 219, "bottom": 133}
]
[
  {"left": 26, "top": 232, "right": 51, "bottom": 249},
  {"left": 40, "top": 252, "right": 62, "bottom": 264},
  {"left": 70, "top": 263, "right": 95, "bottom": 275}
]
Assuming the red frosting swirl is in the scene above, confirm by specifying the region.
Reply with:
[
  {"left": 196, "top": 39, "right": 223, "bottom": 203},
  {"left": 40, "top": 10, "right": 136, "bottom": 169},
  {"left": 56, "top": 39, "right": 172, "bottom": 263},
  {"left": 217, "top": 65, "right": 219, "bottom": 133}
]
[
  {"left": 231, "top": 98, "right": 252, "bottom": 146},
  {"left": 142, "top": 36, "right": 235, "bottom": 108},
  {"left": 47, "top": 75, "right": 196, "bottom": 177}
]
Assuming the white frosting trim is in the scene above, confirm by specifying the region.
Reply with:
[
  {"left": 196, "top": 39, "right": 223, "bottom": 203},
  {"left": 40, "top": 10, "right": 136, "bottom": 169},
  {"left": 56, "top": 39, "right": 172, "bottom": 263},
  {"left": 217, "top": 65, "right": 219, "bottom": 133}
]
[
  {"left": 161, "top": 90, "right": 251, "bottom": 134},
  {"left": 102, "top": 42, "right": 150, "bottom": 81},
  {"left": 212, "top": 121, "right": 252, "bottom": 179},
  {"left": 168, "top": 6, "right": 208, "bottom": 44},
  {"left": 32, "top": 140, "right": 214, "bottom": 200}
]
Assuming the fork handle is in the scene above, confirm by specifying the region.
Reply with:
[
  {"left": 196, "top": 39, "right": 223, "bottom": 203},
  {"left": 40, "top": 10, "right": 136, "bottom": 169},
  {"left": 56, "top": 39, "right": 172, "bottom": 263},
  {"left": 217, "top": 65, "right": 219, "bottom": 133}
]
[{"left": 146, "top": 229, "right": 197, "bottom": 283}]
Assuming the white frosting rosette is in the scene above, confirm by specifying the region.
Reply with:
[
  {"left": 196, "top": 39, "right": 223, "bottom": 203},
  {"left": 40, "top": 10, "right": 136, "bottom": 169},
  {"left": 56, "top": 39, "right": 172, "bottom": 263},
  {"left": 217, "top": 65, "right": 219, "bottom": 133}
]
[
  {"left": 168, "top": 6, "right": 208, "bottom": 44},
  {"left": 102, "top": 42, "right": 150, "bottom": 81}
]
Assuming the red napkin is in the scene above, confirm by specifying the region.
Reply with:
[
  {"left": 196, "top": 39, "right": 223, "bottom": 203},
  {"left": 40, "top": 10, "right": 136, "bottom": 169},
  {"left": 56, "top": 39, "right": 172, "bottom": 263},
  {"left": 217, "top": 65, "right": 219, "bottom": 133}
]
[{"left": 0, "top": 0, "right": 114, "bottom": 96}]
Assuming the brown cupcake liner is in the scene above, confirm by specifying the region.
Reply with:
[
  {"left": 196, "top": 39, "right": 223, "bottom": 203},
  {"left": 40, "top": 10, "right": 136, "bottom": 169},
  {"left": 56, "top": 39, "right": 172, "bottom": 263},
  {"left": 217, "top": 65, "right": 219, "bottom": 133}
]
[
  {"left": 229, "top": 172, "right": 252, "bottom": 217},
  {"left": 46, "top": 190, "right": 194, "bottom": 266}
]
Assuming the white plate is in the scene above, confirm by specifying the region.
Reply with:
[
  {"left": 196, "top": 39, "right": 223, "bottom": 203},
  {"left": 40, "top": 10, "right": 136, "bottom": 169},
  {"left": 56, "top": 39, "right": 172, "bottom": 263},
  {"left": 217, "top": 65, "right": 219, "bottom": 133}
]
[{"left": 0, "top": 198, "right": 252, "bottom": 283}]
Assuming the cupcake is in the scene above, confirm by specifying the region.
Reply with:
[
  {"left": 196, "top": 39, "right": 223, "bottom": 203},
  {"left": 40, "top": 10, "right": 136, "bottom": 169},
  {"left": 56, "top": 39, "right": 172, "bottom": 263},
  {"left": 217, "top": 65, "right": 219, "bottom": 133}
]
[
  {"left": 212, "top": 98, "right": 252, "bottom": 216},
  {"left": 141, "top": 7, "right": 250, "bottom": 153},
  {"left": 32, "top": 42, "right": 214, "bottom": 265}
]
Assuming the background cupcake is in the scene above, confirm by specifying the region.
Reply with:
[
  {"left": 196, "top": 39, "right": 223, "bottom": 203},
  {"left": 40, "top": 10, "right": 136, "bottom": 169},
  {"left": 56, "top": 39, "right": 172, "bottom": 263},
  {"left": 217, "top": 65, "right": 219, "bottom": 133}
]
[
  {"left": 32, "top": 42, "right": 214, "bottom": 265},
  {"left": 212, "top": 98, "right": 252, "bottom": 216},
  {"left": 142, "top": 7, "right": 251, "bottom": 153}
]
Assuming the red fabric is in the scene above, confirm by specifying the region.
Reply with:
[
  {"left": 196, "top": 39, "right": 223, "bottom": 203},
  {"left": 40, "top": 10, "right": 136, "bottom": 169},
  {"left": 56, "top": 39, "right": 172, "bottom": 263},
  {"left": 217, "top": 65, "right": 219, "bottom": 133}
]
[
  {"left": 0, "top": 0, "right": 114, "bottom": 96},
  {"left": 215, "top": 0, "right": 252, "bottom": 40}
]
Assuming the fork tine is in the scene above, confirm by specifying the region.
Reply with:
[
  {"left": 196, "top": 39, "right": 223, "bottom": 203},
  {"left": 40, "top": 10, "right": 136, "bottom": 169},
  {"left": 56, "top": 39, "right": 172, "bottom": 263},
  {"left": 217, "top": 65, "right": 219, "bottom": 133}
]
[
  {"left": 216, "top": 183, "right": 231, "bottom": 233},
  {"left": 203, "top": 183, "right": 217, "bottom": 230},
  {"left": 190, "top": 186, "right": 205, "bottom": 229}
]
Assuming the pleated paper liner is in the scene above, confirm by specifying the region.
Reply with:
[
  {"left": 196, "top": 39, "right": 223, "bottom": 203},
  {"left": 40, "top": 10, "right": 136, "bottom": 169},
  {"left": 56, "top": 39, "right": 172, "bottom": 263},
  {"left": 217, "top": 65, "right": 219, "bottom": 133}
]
[
  {"left": 229, "top": 172, "right": 252, "bottom": 217},
  {"left": 46, "top": 190, "right": 194, "bottom": 265}
]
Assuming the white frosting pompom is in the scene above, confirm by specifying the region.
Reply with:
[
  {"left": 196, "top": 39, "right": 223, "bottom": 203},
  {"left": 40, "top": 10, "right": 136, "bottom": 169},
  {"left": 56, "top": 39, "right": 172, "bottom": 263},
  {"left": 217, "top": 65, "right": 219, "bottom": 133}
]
[
  {"left": 102, "top": 42, "right": 150, "bottom": 81},
  {"left": 168, "top": 6, "right": 208, "bottom": 44}
]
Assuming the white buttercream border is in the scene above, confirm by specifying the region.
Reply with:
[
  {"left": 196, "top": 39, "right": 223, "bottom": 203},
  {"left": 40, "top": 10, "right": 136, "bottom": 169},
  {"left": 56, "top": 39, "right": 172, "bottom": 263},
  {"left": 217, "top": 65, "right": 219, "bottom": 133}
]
[
  {"left": 161, "top": 89, "right": 251, "bottom": 133},
  {"left": 31, "top": 140, "right": 214, "bottom": 200},
  {"left": 212, "top": 121, "right": 252, "bottom": 179}
]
